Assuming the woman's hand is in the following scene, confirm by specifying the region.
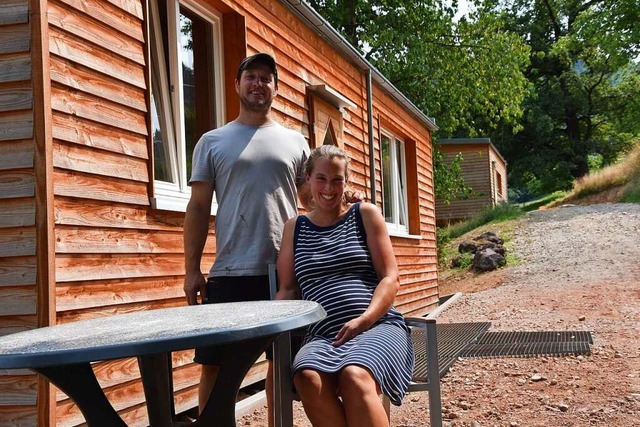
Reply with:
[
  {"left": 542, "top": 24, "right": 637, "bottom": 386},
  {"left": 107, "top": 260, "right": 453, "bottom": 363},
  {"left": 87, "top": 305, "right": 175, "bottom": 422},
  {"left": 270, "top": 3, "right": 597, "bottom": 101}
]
[{"left": 332, "top": 316, "right": 370, "bottom": 347}]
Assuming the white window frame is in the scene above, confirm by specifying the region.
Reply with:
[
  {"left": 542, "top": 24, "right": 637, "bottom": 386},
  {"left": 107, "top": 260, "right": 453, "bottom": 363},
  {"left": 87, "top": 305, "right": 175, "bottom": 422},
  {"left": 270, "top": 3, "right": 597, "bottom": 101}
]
[
  {"left": 149, "top": 0, "right": 225, "bottom": 213},
  {"left": 380, "top": 130, "right": 409, "bottom": 235}
]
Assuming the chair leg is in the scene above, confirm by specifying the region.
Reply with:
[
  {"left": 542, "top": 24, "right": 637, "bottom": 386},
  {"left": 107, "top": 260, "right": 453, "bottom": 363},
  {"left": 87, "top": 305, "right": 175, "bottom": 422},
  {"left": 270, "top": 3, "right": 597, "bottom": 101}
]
[{"left": 426, "top": 321, "right": 442, "bottom": 427}]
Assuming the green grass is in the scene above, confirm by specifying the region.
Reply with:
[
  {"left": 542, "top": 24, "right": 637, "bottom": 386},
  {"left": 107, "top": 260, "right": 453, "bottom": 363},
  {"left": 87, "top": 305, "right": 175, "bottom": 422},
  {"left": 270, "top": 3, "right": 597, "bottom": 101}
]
[
  {"left": 437, "top": 202, "right": 525, "bottom": 261},
  {"left": 620, "top": 178, "right": 640, "bottom": 203},
  {"left": 442, "top": 202, "right": 523, "bottom": 241},
  {"left": 571, "top": 142, "right": 640, "bottom": 201},
  {"left": 517, "top": 191, "right": 567, "bottom": 212}
]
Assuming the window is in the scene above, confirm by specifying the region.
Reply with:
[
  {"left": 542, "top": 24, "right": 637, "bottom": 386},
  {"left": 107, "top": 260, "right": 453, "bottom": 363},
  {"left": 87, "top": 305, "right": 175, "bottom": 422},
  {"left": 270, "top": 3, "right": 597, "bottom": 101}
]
[
  {"left": 149, "top": 0, "right": 225, "bottom": 212},
  {"left": 308, "top": 85, "right": 355, "bottom": 149},
  {"left": 380, "top": 131, "right": 408, "bottom": 233}
]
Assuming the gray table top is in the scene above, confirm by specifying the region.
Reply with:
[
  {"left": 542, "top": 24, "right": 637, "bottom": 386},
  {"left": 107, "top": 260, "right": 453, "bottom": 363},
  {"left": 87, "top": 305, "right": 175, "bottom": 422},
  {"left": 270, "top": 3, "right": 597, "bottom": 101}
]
[{"left": 0, "top": 300, "right": 325, "bottom": 369}]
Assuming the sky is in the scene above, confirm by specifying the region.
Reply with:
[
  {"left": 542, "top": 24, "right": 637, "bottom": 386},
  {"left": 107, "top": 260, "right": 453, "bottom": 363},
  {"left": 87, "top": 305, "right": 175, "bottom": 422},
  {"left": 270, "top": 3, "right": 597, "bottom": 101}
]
[{"left": 453, "top": 0, "right": 474, "bottom": 21}]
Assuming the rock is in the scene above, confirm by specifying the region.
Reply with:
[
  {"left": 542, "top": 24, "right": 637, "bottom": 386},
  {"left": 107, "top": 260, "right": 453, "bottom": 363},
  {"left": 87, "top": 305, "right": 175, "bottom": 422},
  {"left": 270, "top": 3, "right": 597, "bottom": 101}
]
[
  {"left": 530, "top": 374, "right": 545, "bottom": 382},
  {"left": 480, "top": 241, "right": 506, "bottom": 255},
  {"left": 459, "top": 401, "right": 471, "bottom": 410},
  {"left": 472, "top": 248, "right": 506, "bottom": 272},
  {"left": 578, "top": 315, "right": 586, "bottom": 321},
  {"left": 459, "top": 241, "right": 480, "bottom": 254},
  {"left": 447, "top": 411, "right": 460, "bottom": 419},
  {"left": 474, "top": 231, "right": 504, "bottom": 245},
  {"left": 558, "top": 403, "right": 570, "bottom": 412}
]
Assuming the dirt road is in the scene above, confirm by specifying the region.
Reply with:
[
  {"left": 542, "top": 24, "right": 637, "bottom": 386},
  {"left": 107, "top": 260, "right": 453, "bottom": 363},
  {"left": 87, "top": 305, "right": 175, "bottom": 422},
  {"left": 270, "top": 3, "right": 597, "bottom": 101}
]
[{"left": 240, "top": 203, "right": 640, "bottom": 426}]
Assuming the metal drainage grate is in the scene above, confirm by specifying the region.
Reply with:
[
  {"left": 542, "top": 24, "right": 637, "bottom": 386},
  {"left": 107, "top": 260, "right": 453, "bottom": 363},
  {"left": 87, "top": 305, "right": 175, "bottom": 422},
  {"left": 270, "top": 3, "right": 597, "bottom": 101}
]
[
  {"left": 460, "top": 330, "right": 594, "bottom": 358},
  {"left": 475, "top": 330, "right": 593, "bottom": 345},
  {"left": 410, "top": 323, "right": 594, "bottom": 381},
  {"left": 411, "top": 322, "right": 491, "bottom": 380},
  {"left": 460, "top": 341, "right": 592, "bottom": 358}
]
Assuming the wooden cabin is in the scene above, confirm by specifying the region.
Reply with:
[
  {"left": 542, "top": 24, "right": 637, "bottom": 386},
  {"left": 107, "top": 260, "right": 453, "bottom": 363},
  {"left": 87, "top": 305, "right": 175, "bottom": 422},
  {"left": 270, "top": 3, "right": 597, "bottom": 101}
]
[
  {"left": 435, "top": 138, "right": 508, "bottom": 226},
  {"left": 0, "top": 0, "right": 439, "bottom": 424}
]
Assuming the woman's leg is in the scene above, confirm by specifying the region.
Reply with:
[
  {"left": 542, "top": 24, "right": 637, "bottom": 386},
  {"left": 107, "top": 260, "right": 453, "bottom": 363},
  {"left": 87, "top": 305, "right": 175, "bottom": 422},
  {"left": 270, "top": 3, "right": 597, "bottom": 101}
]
[
  {"left": 293, "top": 369, "right": 347, "bottom": 427},
  {"left": 338, "top": 365, "right": 389, "bottom": 427}
]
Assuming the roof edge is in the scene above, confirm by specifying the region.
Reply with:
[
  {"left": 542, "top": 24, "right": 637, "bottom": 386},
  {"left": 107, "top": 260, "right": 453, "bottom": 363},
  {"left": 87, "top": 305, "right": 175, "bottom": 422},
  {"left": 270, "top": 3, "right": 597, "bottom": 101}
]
[
  {"left": 438, "top": 138, "right": 507, "bottom": 165},
  {"left": 279, "top": 0, "right": 438, "bottom": 131}
]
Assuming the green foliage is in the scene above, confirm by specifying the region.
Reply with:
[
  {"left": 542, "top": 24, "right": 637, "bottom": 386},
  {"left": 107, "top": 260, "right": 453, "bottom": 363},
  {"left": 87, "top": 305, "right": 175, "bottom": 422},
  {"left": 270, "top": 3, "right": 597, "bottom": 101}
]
[
  {"left": 308, "top": 1, "right": 640, "bottom": 198},
  {"left": 436, "top": 202, "right": 524, "bottom": 255},
  {"left": 433, "top": 149, "right": 474, "bottom": 203},
  {"left": 484, "top": 0, "right": 640, "bottom": 192},
  {"left": 454, "top": 252, "right": 474, "bottom": 270},
  {"left": 308, "top": 0, "right": 530, "bottom": 199},
  {"left": 587, "top": 153, "right": 604, "bottom": 173}
]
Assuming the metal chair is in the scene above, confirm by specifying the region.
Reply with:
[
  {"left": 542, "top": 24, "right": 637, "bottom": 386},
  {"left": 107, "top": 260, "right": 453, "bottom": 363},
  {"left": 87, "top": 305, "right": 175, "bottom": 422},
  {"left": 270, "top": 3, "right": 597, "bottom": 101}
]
[
  {"left": 269, "top": 264, "right": 442, "bottom": 427},
  {"left": 383, "top": 316, "right": 443, "bottom": 426}
]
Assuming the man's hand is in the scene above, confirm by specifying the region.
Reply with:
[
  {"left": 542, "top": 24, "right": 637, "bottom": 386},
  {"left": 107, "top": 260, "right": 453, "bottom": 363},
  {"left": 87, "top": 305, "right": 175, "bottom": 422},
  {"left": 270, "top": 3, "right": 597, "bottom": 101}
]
[
  {"left": 184, "top": 271, "right": 207, "bottom": 305},
  {"left": 344, "top": 189, "right": 363, "bottom": 203}
]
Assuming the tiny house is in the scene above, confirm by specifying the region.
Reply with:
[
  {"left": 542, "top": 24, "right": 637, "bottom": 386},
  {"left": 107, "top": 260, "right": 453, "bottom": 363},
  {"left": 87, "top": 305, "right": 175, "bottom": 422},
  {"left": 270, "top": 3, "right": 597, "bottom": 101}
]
[
  {"left": 0, "top": 0, "right": 440, "bottom": 424},
  {"left": 435, "top": 138, "right": 508, "bottom": 226}
]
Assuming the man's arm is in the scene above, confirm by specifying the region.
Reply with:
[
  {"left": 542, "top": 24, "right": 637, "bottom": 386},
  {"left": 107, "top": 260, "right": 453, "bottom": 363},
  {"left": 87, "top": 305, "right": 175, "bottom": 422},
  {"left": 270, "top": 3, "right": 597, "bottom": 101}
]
[
  {"left": 183, "top": 181, "right": 214, "bottom": 305},
  {"left": 296, "top": 181, "right": 313, "bottom": 212}
]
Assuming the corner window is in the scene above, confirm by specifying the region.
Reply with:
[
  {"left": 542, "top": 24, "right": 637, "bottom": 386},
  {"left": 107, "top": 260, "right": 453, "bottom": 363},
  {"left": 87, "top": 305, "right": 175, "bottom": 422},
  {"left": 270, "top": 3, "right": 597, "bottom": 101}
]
[
  {"left": 149, "top": 0, "right": 225, "bottom": 212},
  {"left": 380, "top": 131, "right": 408, "bottom": 233}
]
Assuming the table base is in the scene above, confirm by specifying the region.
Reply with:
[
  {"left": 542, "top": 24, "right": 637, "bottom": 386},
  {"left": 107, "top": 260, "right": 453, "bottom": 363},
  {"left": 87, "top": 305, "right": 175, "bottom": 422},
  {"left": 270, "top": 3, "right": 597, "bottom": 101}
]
[{"left": 36, "top": 334, "right": 277, "bottom": 427}]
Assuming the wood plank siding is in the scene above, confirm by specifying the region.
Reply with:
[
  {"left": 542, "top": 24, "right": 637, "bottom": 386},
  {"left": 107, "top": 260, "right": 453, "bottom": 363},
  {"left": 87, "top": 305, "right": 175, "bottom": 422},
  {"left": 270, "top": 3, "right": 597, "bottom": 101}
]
[
  {"left": 435, "top": 138, "right": 508, "bottom": 226},
  {"left": 0, "top": 0, "right": 39, "bottom": 424},
  {"left": 0, "top": 0, "right": 438, "bottom": 424}
]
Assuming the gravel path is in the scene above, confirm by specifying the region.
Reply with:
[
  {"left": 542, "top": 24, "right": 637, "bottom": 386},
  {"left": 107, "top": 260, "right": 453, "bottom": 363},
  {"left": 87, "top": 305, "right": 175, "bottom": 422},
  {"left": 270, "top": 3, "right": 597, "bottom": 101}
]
[{"left": 240, "top": 203, "right": 640, "bottom": 426}]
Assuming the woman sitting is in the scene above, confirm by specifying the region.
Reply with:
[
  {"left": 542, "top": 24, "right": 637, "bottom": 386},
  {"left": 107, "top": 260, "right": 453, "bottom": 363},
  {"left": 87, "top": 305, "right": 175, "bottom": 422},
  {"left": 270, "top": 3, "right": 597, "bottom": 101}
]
[{"left": 276, "top": 145, "right": 413, "bottom": 427}]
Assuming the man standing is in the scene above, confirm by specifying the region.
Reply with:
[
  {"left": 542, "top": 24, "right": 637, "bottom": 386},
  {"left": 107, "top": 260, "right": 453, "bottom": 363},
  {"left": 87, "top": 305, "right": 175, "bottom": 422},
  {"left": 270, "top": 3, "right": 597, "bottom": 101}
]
[{"left": 183, "top": 53, "right": 310, "bottom": 422}]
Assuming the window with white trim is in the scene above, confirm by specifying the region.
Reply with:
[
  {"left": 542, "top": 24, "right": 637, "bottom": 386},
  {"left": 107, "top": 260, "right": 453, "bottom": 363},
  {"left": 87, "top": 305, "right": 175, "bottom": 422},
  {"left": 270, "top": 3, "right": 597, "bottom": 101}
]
[
  {"left": 149, "top": 0, "right": 225, "bottom": 212},
  {"left": 380, "top": 131, "right": 408, "bottom": 233}
]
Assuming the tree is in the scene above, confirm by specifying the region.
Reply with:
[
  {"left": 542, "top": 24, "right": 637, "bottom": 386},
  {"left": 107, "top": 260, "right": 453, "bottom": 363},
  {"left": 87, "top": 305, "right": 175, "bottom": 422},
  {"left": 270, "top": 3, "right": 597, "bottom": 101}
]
[
  {"left": 309, "top": 0, "right": 530, "bottom": 135},
  {"left": 482, "top": 0, "right": 640, "bottom": 193},
  {"left": 308, "top": 0, "right": 530, "bottom": 201}
]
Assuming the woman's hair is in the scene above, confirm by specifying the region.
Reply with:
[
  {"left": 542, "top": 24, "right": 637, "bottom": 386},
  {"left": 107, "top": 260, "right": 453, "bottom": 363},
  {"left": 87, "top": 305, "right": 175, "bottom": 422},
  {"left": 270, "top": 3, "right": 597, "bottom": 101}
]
[{"left": 305, "top": 145, "right": 350, "bottom": 180}]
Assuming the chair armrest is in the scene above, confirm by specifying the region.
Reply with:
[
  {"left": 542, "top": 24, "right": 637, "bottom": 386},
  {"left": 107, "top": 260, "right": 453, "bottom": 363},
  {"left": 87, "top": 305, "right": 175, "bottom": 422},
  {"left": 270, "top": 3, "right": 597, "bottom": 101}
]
[
  {"left": 404, "top": 316, "right": 436, "bottom": 327},
  {"left": 404, "top": 316, "right": 439, "bottom": 384}
]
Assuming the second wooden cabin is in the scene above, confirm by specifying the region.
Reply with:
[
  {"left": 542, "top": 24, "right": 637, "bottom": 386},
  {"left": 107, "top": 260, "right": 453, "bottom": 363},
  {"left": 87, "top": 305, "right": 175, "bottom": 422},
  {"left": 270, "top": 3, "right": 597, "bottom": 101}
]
[
  {"left": 435, "top": 138, "right": 508, "bottom": 226},
  {"left": 0, "top": 0, "right": 440, "bottom": 424}
]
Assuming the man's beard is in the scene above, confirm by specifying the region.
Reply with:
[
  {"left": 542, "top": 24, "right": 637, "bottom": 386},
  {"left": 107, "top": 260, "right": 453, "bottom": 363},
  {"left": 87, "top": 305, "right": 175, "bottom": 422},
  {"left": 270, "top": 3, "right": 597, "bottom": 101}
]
[{"left": 240, "top": 94, "right": 273, "bottom": 113}]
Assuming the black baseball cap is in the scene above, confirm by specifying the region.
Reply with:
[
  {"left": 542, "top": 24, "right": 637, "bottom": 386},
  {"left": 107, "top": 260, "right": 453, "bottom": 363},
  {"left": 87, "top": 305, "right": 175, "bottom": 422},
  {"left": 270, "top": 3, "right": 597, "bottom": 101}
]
[{"left": 236, "top": 53, "right": 278, "bottom": 84}]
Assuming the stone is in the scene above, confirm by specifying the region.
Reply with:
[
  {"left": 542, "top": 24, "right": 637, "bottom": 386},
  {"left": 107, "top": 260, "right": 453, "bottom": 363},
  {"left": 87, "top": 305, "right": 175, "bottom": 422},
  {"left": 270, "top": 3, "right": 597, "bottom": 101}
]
[
  {"left": 458, "top": 241, "right": 480, "bottom": 254},
  {"left": 472, "top": 248, "right": 507, "bottom": 272},
  {"left": 474, "top": 231, "right": 504, "bottom": 245}
]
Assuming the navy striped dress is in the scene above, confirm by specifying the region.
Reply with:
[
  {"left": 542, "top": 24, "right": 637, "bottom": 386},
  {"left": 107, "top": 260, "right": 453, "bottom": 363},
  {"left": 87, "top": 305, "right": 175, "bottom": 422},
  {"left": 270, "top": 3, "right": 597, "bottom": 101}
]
[{"left": 291, "top": 203, "right": 414, "bottom": 406}]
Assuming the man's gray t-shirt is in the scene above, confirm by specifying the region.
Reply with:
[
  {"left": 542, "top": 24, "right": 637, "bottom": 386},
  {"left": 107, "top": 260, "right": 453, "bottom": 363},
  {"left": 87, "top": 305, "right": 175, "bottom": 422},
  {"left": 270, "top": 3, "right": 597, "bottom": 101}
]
[{"left": 189, "top": 121, "right": 309, "bottom": 277}]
